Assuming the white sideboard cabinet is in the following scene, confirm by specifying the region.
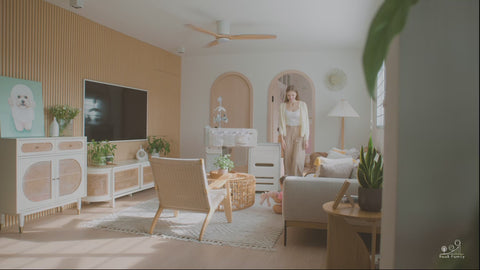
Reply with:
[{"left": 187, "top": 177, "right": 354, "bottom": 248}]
[
  {"left": 0, "top": 137, "right": 87, "bottom": 233},
  {"left": 83, "top": 160, "right": 154, "bottom": 208}
]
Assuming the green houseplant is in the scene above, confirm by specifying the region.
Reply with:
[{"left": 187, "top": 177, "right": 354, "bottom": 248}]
[
  {"left": 357, "top": 137, "right": 383, "bottom": 212},
  {"left": 48, "top": 104, "right": 80, "bottom": 136},
  {"left": 147, "top": 136, "right": 171, "bottom": 157},
  {"left": 214, "top": 154, "right": 235, "bottom": 174},
  {"left": 88, "top": 140, "right": 117, "bottom": 165}
]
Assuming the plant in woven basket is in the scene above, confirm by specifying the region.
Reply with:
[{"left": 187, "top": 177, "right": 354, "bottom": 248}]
[{"left": 214, "top": 154, "right": 235, "bottom": 171}]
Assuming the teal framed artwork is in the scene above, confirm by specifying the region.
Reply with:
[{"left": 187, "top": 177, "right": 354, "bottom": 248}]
[{"left": 0, "top": 76, "right": 45, "bottom": 138}]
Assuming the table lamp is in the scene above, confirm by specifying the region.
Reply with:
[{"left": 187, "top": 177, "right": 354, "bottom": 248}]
[{"left": 328, "top": 99, "right": 359, "bottom": 149}]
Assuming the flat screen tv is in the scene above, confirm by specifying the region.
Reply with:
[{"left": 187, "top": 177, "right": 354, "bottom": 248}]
[{"left": 83, "top": 80, "right": 147, "bottom": 142}]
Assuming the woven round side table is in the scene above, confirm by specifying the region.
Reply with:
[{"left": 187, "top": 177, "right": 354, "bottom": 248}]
[{"left": 208, "top": 172, "right": 256, "bottom": 211}]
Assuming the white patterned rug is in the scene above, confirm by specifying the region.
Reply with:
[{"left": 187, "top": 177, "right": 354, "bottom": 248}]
[{"left": 82, "top": 194, "right": 283, "bottom": 250}]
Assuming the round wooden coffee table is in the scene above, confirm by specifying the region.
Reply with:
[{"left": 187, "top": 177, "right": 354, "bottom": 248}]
[{"left": 208, "top": 172, "right": 256, "bottom": 211}]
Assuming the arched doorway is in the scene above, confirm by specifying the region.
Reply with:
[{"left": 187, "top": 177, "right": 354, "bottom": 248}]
[
  {"left": 267, "top": 70, "right": 315, "bottom": 155},
  {"left": 210, "top": 72, "right": 253, "bottom": 171}
]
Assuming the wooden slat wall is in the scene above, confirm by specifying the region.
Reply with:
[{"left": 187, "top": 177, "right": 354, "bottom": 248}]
[
  {"left": 0, "top": 0, "right": 181, "bottom": 158},
  {"left": 0, "top": 0, "right": 181, "bottom": 229}
]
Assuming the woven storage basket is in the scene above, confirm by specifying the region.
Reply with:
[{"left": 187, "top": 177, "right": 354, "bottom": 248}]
[{"left": 210, "top": 173, "right": 256, "bottom": 211}]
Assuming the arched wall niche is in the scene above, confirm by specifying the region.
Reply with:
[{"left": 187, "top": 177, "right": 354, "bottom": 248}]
[
  {"left": 209, "top": 71, "right": 253, "bottom": 171},
  {"left": 267, "top": 70, "right": 316, "bottom": 155},
  {"left": 210, "top": 72, "right": 253, "bottom": 129}
]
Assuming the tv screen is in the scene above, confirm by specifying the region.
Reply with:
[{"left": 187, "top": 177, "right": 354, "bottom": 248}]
[{"left": 83, "top": 80, "right": 147, "bottom": 142}]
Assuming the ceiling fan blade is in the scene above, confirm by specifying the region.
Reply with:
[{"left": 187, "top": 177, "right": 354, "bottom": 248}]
[
  {"left": 205, "top": 40, "right": 220, "bottom": 48},
  {"left": 185, "top": 24, "right": 218, "bottom": 37},
  {"left": 230, "top": 34, "right": 277, "bottom": 40}
]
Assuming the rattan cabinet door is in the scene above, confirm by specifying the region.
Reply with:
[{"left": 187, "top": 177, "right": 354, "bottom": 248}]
[
  {"left": 22, "top": 160, "right": 53, "bottom": 203},
  {"left": 58, "top": 157, "right": 83, "bottom": 197}
]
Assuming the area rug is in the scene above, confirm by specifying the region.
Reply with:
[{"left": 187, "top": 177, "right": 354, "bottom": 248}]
[{"left": 81, "top": 194, "right": 283, "bottom": 250}]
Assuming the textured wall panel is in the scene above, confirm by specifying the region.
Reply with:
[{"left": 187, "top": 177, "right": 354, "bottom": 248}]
[{"left": 0, "top": 0, "right": 181, "bottom": 158}]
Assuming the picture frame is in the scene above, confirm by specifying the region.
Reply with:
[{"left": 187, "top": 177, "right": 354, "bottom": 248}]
[{"left": 0, "top": 76, "right": 45, "bottom": 138}]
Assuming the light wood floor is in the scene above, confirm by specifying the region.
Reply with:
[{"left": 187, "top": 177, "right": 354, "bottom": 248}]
[{"left": 0, "top": 189, "right": 327, "bottom": 269}]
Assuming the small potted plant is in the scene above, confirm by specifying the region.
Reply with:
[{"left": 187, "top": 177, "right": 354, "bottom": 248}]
[
  {"left": 88, "top": 140, "right": 117, "bottom": 166},
  {"left": 213, "top": 154, "right": 235, "bottom": 175},
  {"left": 48, "top": 104, "right": 80, "bottom": 136},
  {"left": 147, "top": 136, "right": 171, "bottom": 157},
  {"left": 357, "top": 137, "right": 383, "bottom": 212},
  {"left": 103, "top": 141, "right": 117, "bottom": 165}
]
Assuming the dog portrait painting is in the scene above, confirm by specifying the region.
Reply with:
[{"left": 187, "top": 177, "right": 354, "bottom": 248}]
[
  {"left": 0, "top": 76, "right": 44, "bottom": 138},
  {"left": 8, "top": 84, "right": 36, "bottom": 131}
]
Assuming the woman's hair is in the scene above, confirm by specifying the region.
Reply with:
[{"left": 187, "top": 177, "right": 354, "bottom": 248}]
[{"left": 284, "top": 85, "right": 300, "bottom": 102}]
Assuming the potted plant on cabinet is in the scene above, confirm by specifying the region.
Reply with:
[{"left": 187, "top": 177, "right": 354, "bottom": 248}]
[
  {"left": 88, "top": 140, "right": 117, "bottom": 166},
  {"left": 357, "top": 137, "right": 383, "bottom": 212},
  {"left": 213, "top": 154, "right": 235, "bottom": 176},
  {"left": 147, "top": 136, "right": 171, "bottom": 157},
  {"left": 48, "top": 104, "right": 80, "bottom": 136}
]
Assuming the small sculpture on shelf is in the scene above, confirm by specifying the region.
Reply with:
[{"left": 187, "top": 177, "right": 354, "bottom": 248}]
[{"left": 213, "top": 96, "right": 228, "bottom": 128}]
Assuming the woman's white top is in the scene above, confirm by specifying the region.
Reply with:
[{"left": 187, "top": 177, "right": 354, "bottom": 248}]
[
  {"left": 285, "top": 109, "right": 301, "bottom": 126},
  {"left": 279, "top": 101, "right": 309, "bottom": 141}
]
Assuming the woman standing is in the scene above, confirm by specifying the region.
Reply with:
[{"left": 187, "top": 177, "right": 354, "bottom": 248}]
[{"left": 279, "top": 85, "right": 309, "bottom": 176}]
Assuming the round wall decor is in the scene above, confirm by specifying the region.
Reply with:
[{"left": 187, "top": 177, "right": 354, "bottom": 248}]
[{"left": 325, "top": 68, "right": 347, "bottom": 91}]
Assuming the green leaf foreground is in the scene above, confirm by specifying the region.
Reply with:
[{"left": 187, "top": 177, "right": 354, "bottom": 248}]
[{"left": 362, "top": 0, "right": 418, "bottom": 99}]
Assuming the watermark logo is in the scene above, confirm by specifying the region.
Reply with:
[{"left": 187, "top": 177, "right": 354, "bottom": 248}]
[{"left": 439, "top": 239, "right": 465, "bottom": 259}]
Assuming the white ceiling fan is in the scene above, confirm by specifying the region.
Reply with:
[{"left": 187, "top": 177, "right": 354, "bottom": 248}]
[{"left": 186, "top": 20, "right": 277, "bottom": 48}]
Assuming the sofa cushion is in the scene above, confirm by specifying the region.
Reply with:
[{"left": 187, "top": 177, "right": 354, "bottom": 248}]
[
  {"left": 350, "top": 159, "right": 360, "bottom": 179},
  {"left": 316, "top": 157, "right": 354, "bottom": 178}
]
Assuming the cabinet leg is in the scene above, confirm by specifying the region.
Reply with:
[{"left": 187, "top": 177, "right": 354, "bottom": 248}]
[
  {"left": 18, "top": 214, "right": 25, "bottom": 234},
  {"left": 111, "top": 198, "right": 115, "bottom": 208},
  {"left": 77, "top": 199, "right": 82, "bottom": 215}
]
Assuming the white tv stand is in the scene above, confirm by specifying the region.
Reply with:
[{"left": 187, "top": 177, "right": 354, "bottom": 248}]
[{"left": 83, "top": 160, "right": 154, "bottom": 207}]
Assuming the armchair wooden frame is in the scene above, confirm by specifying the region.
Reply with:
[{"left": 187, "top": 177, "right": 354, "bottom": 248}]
[{"left": 149, "top": 157, "right": 232, "bottom": 241}]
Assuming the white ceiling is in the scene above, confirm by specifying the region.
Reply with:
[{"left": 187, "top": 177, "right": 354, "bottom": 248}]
[{"left": 45, "top": 0, "right": 382, "bottom": 57}]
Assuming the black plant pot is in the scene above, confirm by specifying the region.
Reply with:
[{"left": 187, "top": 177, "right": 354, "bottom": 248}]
[{"left": 358, "top": 187, "right": 382, "bottom": 212}]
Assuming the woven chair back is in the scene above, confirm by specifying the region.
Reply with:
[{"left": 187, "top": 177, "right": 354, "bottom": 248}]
[{"left": 150, "top": 157, "right": 211, "bottom": 212}]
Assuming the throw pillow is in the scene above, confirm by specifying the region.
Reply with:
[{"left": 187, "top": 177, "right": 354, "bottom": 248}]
[
  {"left": 327, "top": 149, "right": 350, "bottom": 159},
  {"left": 316, "top": 157, "right": 354, "bottom": 178},
  {"left": 330, "top": 147, "right": 360, "bottom": 160}
]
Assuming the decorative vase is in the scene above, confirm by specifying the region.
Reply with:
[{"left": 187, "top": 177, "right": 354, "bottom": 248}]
[
  {"left": 58, "top": 119, "right": 73, "bottom": 137},
  {"left": 219, "top": 169, "right": 228, "bottom": 175},
  {"left": 50, "top": 117, "right": 59, "bottom": 137},
  {"left": 358, "top": 187, "right": 382, "bottom": 212},
  {"left": 151, "top": 150, "right": 160, "bottom": 158}
]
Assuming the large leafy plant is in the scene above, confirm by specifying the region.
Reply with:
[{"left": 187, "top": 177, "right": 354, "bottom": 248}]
[
  {"left": 363, "top": 0, "right": 418, "bottom": 99},
  {"left": 358, "top": 137, "right": 383, "bottom": 189}
]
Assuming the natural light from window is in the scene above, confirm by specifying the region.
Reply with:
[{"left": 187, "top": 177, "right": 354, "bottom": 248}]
[{"left": 376, "top": 62, "right": 385, "bottom": 127}]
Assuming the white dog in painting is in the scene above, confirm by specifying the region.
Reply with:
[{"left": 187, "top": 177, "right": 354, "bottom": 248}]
[{"left": 8, "top": 84, "right": 36, "bottom": 132}]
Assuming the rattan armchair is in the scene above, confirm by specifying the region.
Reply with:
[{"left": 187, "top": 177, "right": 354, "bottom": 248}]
[{"left": 149, "top": 157, "right": 233, "bottom": 241}]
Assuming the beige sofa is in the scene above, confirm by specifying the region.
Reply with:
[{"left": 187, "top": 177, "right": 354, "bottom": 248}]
[{"left": 282, "top": 175, "right": 360, "bottom": 245}]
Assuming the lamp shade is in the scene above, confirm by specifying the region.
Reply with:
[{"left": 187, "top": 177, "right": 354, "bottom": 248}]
[{"left": 327, "top": 99, "right": 359, "bottom": 118}]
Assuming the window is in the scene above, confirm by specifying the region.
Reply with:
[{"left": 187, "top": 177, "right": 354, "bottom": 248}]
[{"left": 376, "top": 62, "right": 385, "bottom": 127}]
